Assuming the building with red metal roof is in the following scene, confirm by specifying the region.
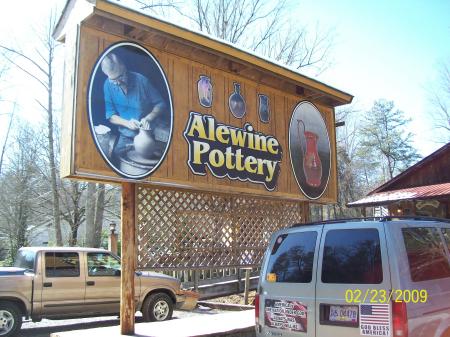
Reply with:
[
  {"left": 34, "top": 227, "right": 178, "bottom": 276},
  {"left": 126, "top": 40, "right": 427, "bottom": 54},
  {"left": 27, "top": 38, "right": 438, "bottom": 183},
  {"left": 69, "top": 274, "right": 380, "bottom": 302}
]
[{"left": 348, "top": 143, "right": 450, "bottom": 218}]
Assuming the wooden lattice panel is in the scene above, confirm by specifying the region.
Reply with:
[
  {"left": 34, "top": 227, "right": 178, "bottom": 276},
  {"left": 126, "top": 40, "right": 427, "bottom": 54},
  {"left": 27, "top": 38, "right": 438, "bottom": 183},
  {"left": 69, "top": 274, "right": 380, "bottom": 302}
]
[{"left": 136, "top": 186, "right": 305, "bottom": 269}]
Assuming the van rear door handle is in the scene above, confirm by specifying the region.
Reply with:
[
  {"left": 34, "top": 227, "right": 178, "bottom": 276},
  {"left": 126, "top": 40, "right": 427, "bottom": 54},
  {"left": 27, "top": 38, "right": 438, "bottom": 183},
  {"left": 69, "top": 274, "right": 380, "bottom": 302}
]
[
  {"left": 43, "top": 282, "right": 52, "bottom": 287},
  {"left": 86, "top": 281, "right": 95, "bottom": 286}
]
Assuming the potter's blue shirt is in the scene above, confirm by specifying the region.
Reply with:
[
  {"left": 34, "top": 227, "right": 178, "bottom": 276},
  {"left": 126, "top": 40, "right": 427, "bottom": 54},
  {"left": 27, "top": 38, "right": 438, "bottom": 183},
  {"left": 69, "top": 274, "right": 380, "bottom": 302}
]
[{"left": 104, "top": 71, "right": 165, "bottom": 138}]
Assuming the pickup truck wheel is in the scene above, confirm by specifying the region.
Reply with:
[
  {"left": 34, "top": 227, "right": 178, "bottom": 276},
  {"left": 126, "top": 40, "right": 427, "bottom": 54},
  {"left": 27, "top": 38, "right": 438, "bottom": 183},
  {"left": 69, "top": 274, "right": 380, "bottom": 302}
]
[
  {"left": 142, "top": 293, "right": 173, "bottom": 322},
  {"left": 0, "top": 302, "right": 22, "bottom": 337}
]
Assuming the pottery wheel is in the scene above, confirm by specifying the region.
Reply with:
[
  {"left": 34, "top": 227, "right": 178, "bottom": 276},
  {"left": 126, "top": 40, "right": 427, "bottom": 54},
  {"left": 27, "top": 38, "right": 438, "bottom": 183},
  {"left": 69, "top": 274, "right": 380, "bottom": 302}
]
[{"left": 126, "top": 150, "right": 159, "bottom": 166}]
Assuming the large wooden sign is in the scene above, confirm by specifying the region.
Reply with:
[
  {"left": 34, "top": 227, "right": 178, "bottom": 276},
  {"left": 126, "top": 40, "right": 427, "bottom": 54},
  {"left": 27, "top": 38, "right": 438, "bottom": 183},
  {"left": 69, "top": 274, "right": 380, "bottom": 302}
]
[{"left": 56, "top": 0, "right": 352, "bottom": 202}]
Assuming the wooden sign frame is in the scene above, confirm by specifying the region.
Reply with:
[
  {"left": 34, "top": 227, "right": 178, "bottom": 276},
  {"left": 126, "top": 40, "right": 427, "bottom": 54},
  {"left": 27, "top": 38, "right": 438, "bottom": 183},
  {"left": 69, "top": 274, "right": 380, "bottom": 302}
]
[{"left": 55, "top": 0, "right": 352, "bottom": 204}]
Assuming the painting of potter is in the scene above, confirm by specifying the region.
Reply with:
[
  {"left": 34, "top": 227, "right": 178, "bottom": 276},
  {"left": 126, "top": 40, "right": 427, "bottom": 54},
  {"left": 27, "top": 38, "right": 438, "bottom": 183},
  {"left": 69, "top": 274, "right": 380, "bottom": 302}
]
[{"left": 88, "top": 42, "right": 173, "bottom": 179}]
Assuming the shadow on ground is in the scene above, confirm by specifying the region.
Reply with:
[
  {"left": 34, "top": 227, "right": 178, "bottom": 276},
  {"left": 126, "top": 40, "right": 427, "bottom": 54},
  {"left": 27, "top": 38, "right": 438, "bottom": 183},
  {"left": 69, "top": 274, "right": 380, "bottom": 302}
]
[{"left": 18, "top": 317, "right": 147, "bottom": 337}]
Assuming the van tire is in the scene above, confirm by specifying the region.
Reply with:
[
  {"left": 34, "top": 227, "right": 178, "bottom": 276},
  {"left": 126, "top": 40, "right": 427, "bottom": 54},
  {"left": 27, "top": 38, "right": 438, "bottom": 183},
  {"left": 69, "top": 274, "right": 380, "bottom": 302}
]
[
  {"left": 142, "top": 293, "right": 173, "bottom": 322},
  {"left": 0, "top": 301, "right": 22, "bottom": 337}
]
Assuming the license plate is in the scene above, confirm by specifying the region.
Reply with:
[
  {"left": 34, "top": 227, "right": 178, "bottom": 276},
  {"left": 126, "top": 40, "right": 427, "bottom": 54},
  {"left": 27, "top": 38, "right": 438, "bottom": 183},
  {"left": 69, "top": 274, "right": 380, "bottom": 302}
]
[{"left": 329, "top": 305, "right": 358, "bottom": 322}]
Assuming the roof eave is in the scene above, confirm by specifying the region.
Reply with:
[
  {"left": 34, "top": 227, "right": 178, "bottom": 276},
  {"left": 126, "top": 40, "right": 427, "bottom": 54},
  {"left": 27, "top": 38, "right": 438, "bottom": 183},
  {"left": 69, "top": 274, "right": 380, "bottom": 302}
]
[{"left": 53, "top": 0, "right": 96, "bottom": 42}]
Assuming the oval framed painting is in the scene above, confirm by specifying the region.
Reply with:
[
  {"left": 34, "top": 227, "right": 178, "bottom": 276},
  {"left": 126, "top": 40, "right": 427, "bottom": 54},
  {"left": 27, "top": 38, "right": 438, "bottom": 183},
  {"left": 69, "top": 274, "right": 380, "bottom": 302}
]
[
  {"left": 288, "top": 101, "right": 331, "bottom": 199},
  {"left": 87, "top": 41, "right": 173, "bottom": 179}
]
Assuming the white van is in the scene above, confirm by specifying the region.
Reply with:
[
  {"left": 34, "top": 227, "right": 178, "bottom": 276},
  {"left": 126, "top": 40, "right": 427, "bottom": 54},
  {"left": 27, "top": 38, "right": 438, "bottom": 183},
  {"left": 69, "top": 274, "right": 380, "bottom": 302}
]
[{"left": 255, "top": 217, "right": 450, "bottom": 337}]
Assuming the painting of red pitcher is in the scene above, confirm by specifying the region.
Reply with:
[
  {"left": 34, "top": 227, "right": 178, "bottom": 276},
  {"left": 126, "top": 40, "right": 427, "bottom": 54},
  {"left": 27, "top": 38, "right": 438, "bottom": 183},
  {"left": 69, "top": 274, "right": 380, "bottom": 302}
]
[
  {"left": 289, "top": 101, "right": 331, "bottom": 199},
  {"left": 297, "top": 119, "right": 322, "bottom": 187}
]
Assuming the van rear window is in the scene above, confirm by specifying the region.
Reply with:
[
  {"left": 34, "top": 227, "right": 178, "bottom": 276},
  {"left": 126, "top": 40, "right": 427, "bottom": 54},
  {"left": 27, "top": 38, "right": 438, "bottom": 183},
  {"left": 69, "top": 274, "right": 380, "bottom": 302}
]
[
  {"left": 266, "top": 231, "right": 317, "bottom": 283},
  {"left": 442, "top": 228, "right": 450, "bottom": 251},
  {"left": 321, "top": 229, "right": 382, "bottom": 284},
  {"left": 402, "top": 228, "right": 450, "bottom": 282}
]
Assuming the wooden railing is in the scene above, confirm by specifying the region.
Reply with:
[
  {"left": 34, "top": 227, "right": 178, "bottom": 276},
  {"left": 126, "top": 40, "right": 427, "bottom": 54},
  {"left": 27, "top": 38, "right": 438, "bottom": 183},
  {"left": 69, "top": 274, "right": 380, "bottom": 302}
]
[{"left": 155, "top": 267, "right": 260, "bottom": 299}]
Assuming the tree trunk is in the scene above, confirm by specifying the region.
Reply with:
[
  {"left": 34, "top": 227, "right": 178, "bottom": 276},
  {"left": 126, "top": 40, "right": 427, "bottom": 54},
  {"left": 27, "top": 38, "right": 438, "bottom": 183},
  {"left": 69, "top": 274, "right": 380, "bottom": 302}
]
[
  {"left": 69, "top": 225, "right": 79, "bottom": 246},
  {"left": 85, "top": 183, "right": 96, "bottom": 247},
  {"left": 93, "top": 184, "right": 105, "bottom": 248},
  {"left": 47, "top": 45, "right": 62, "bottom": 246},
  {"left": 0, "top": 104, "right": 15, "bottom": 175}
]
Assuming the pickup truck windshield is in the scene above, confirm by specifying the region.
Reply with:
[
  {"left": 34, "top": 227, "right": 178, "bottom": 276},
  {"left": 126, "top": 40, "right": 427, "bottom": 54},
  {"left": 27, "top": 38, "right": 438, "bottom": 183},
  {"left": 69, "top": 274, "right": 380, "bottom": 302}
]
[{"left": 14, "top": 250, "right": 36, "bottom": 271}]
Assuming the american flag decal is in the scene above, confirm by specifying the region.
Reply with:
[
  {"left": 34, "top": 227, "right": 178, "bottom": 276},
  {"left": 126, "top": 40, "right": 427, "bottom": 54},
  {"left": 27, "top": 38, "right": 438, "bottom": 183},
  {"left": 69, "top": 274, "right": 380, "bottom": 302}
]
[{"left": 359, "top": 304, "right": 391, "bottom": 336}]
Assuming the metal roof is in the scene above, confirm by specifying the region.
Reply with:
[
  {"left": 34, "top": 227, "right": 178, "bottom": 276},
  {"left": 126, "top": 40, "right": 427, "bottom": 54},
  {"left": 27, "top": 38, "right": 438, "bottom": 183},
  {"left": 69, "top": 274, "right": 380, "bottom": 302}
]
[
  {"left": 347, "top": 182, "right": 450, "bottom": 207},
  {"left": 371, "top": 142, "right": 450, "bottom": 194}
]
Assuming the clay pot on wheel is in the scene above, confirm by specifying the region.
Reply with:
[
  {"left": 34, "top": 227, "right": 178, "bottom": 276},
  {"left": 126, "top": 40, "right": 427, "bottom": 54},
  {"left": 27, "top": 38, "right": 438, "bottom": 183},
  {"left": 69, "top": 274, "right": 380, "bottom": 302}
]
[{"left": 133, "top": 128, "right": 156, "bottom": 159}]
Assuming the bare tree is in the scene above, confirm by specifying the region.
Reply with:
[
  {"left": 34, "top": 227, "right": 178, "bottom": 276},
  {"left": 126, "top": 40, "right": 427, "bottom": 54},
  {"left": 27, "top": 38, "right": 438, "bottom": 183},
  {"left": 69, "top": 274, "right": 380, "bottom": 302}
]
[
  {"left": 334, "top": 106, "right": 374, "bottom": 216},
  {"left": 0, "top": 12, "right": 63, "bottom": 245},
  {"left": 85, "top": 183, "right": 106, "bottom": 248},
  {"left": 84, "top": 183, "right": 96, "bottom": 246},
  {"left": 134, "top": 0, "right": 181, "bottom": 15},
  {"left": 0, "top": 103, "right": 15, "bottom": 175},
  {"left": 0, "top": 123, "right": 43, "bottom": 261},
  {"left": 93, "top": 184, "right": 106, "bottom": 246},
  {"left": 0, "top": 63, "right": 12, "bottom": 174},
  {"left": 429, "top": 61, "right": 450, "bottom": 142},
  {"left": 60, "top": 181, "right": 86, "bottom": 246},
  {"left": 189, "top": 0, "right": 333, "bottom": 72},
  {"left": 137, "top": 0, "right": 333, "bottom": 74}
]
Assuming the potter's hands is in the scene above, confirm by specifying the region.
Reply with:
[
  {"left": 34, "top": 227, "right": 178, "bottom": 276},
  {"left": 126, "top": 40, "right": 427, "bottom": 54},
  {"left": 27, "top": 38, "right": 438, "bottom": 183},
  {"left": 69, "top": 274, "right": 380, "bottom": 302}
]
[
  {"left": 139, "top": 118, "right": 151, "bottom": 131},
  {"left": 109, "top": 115, "right": 140, "bottom": 130},
  {"left": 125, "top": 119, "right": 140, "bottom": 131}
]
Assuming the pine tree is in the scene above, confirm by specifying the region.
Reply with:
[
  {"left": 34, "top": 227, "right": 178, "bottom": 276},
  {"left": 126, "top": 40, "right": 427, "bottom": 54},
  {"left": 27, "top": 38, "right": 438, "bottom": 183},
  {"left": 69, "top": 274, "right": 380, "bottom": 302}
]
[{"left": 360, "top": 99, "right": 421, "bottom": 180}]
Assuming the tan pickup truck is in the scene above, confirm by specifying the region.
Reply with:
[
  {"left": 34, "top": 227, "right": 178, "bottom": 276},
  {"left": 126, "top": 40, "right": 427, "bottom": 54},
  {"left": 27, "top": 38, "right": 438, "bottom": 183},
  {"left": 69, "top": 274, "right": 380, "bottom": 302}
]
[{"left": 0, "top": 247, "right": 191, "bottom": 337}]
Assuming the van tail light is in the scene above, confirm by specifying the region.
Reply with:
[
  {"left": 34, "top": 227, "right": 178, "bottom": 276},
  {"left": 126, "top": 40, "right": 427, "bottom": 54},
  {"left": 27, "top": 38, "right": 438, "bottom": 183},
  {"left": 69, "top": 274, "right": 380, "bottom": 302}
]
[
  {"left": 255, "top": 293, "right": 260, "bottom": 325},
  {"left": 392, "top": 301, "right": 408, "bottom": 337}
]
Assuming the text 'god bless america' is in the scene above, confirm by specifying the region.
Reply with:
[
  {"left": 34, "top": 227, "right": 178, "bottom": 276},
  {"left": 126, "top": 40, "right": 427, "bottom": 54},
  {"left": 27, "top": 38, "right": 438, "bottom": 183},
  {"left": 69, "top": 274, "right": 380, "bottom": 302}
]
[{"left": 184, "top": 112, "right": 282, "bottom": 190}]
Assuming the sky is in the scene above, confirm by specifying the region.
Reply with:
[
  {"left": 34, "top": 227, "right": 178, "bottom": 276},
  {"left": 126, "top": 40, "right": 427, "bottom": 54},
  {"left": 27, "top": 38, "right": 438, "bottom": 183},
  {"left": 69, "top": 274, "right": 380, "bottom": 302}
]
[
  {"left": 0, "top": 0, "right": 449, "bottom": 157},
  {"left": 297, "top": 0, "right": 450, "bottom": 156}
]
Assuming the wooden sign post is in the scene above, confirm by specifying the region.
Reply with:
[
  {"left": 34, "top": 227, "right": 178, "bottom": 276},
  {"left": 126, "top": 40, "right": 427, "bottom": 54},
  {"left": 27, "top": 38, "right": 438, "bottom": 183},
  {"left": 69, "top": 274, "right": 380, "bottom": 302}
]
[{"left": 120, "top": 182, "right": 135, "bottom": 335}]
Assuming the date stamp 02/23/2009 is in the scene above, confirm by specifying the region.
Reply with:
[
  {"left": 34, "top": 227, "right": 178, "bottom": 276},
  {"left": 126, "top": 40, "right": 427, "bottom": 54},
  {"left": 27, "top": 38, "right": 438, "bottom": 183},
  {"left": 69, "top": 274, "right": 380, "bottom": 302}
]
[{"left": 345, "top": 289, "right": 428, "bottom": 304}]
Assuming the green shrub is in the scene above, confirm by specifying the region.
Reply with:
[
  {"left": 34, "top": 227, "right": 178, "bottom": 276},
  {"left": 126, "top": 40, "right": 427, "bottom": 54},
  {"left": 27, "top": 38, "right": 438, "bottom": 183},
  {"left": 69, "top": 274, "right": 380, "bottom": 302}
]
[{"left": 0, "top": 257, "right": 13, "bottom": 267}]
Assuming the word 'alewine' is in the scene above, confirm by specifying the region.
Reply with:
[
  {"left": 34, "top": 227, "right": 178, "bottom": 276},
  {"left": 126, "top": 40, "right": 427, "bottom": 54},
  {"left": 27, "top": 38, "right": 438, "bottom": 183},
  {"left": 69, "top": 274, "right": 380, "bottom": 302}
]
[{"left": 184, "top": 112, "right": 282, "bottom": 190}]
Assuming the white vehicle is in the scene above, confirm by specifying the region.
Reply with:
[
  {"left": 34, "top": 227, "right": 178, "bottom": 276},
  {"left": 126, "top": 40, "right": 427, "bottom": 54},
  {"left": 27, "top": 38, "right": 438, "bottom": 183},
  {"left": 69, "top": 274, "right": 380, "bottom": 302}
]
[{"left": 255, "top": 217, "right": 450, "bottom": 337}]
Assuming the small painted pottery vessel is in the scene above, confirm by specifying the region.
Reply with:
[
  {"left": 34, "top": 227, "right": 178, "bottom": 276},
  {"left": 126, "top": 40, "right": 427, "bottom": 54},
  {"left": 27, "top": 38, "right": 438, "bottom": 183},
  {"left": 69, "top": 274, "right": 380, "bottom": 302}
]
[
  {"left": 197, "top": 75, "right": 213, "bottom": 108},
  {"left": 229, "top": 82, "right": 246, "bottom": 118},
  {"left": 258, "top": 95, "right": 270, "bottom": 123}
]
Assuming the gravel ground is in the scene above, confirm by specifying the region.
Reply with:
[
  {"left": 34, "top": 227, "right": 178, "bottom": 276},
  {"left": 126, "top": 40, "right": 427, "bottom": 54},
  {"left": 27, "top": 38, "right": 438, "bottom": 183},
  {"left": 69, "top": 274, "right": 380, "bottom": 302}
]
[{"left": 208, "top": 291, "right": 257, "bottom": 305}]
